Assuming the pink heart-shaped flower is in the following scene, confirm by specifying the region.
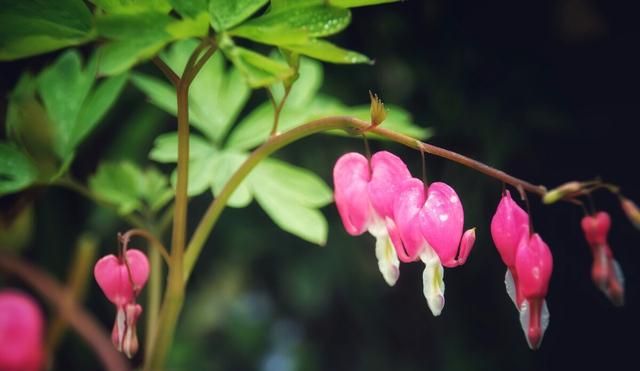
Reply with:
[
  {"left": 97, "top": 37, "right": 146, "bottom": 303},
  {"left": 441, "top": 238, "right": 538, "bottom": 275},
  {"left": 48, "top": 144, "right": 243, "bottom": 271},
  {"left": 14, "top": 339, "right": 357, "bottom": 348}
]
[{"left": 94, "top": 249, "right": 150, "bottom": 307}]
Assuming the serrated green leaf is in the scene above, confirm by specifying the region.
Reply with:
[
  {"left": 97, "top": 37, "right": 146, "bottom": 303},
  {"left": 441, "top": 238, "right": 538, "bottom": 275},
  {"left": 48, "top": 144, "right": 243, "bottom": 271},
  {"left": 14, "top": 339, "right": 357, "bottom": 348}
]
[
  {"left": 252, "top": 158, "right": 332, "bottom": 208},
  {"left": 210, "top": 151, "right": 253, "bottom": 207},
  {"left": 73, "top": 73, "right": 128, "bottom": 148},
  {"left": 37, "top": 50, "right": 95, "bottom": 159},
  {"left": 251, "top": 171, "right": 328, "bottom": 245},
  {"left": 208, "top": 0, "right": 269, "bottom": 31},
  {"left": 0, "top": 0, "right": 94, "bottom": 60},
  {"left": 91, "top": 0, "right": 172, "bottom": 14},
  {"left": 170, "top": 0, "right": 208, "bottom": 18},
  {"left": 0, "top": 143, "right": 38, "bottom": 196},
  {"left": 229, "top": 5, "right": 350, "bottom": 46},
  {"left": 223, "top": 46, "right": 294, "bottom": 88},
  {"left": 149, "top": 132, "right": 214, "bottom": 163},
  {"left": 283, "top": 39, "right": 371, "bottom": 64},
  {"left": 89, "top": 162, "right": 144, "bottom": 215}
]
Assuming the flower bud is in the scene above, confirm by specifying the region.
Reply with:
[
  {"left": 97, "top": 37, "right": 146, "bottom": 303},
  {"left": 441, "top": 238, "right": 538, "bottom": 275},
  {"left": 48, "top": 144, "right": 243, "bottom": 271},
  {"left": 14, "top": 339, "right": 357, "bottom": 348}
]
[
  {"left": 369, "top": 91, "right": 387, "bottom": 127},
  {"left": 620, "top": 197, "right": 640, "bottom": 230},
  {"left": 94, "top": 249, "right": 150, "bottom": 307},
  {"left": 542, "top": 181, "right": 583, "bottom": 204}
]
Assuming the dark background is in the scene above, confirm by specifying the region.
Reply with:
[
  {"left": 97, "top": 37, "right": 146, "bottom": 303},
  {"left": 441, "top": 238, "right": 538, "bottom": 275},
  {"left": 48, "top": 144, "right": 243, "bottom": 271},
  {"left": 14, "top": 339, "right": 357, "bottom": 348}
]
[{"left": 2, "top": 0, "right": 639, "bottom": 370}]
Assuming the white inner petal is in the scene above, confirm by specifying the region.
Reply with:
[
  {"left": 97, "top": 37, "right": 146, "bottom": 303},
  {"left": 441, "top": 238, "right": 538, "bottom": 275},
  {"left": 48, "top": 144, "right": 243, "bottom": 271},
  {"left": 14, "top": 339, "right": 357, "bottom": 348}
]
[{"left": 375, "top": 233, "right": 400, "bottom": 287}]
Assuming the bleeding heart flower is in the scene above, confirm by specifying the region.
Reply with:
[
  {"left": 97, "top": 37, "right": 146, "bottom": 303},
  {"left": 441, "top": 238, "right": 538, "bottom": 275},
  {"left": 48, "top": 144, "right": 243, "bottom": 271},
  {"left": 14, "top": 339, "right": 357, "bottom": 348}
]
[
  {"left": 94, "top": 248, "right": 149, "bottom": 358},
  {"left": 389, "top": 178, "right": 475, "bottom": 316},
  {"left": 580, "top": 212, "right": 625, "bottom": 306},
  {"left": 333, "top": 151, "right": 411, "bottom": 286},
  {"left": 514, "top": 233, "right": 553, "bottom": 350},
  {"left": 0, "top": 289, "right": 44, "bottom": 371},
  {"left": 491, "top": 190, "right": 530, "bottom": 307}
]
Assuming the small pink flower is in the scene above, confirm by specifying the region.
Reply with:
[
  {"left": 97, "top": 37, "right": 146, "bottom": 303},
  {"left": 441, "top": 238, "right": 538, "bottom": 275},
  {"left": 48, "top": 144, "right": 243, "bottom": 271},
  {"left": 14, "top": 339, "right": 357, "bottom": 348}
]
[
  {"left": 389, "top": 178, "right": 475, "bottom": 316},
  {"left": 490, "top": 190, "right": 530, "bottom": 307},
  {"left": 94, "top": 248, "right": 149, "bottom": 358},
  {"left": 580, "top": 212, "right": 625, "bottom": 306},
  {"left": 333, "top": 151, "right": 411, "bottom": 287},
  {"left": 514, "top": 233, "right": 553, "bottom": 350},
  {"left": 0, "top": 289, "right": 44, "bottom": 371}
]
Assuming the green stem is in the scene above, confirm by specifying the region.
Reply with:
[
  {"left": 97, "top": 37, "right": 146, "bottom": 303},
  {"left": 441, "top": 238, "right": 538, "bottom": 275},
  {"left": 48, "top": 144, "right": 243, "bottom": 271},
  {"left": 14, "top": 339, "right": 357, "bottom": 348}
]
[
  {"left": 144, "top": 39, "right": 217, "bottom": 370},
  {"left": 183, "top": 116, "right": 547, "bottom": 282},
  {"left": 145, "top": 242, "right": 162, "bottom": 358}
]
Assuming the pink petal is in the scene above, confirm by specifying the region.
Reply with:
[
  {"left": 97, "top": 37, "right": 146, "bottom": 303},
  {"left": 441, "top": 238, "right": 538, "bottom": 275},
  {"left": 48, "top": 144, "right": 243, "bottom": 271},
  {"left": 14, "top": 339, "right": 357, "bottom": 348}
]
[
  {"left": 419, "top": 182, "right": 464, "bottom": 265},
  {"left": 94, "top": 249, "right": 150, "bottom": 307},
  {"left": 515, "top": 233, "right": 553, "bottom": 299},
  {"left": 452, "top": 227, "right": 476, "bottom": 267},
  {"left": 333, "top": 152, "right": 372, "bottom": 236},
  {"left": 581, "top": 211, "right": 611, "bottom": 247},
  {"left": 392, "top": 178, "right": 429, "bottom": 262},
  {"left": 368, "top": 151, "right": 411, "bottom": 219},
  {"left": 0, "top": 290, "right": 44, "bottom": 371},
  {"left": 491, "top": 190, "right": 529, "bottom": 267}
]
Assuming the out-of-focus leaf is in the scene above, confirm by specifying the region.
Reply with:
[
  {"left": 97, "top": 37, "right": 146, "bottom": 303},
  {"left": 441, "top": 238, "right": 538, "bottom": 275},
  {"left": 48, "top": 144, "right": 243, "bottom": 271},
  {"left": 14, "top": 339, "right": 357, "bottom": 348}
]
[
  {"left": 0, "top": 0, "right": 94, "bottom": 60},
  {"left": 130, "top": 73, "right": 178, "bottom": 115},
  {"left": 208, "top": 0, "right": 269, "bottom": 31},
  {"left": 142, "top": 167, "right": 174, "bottom": 211},
  {"left": 91, "top": 0, "right": 172, "bottom": 14},
  {"left": 330, "top": 0, "right": 399, "bottom": 7},
  {"left": 73, "top": 73, "right": 128, "bottom": 149},
  {"left": 223, "top": 45, "right": 294, "bottom": 88},
  {"left": 89, "top": 162, "right": 144, "bottom": 215},
  {"left": 0, "top": 143, "right": 38, "bottom": 196},
  {"left": 229, "top": 5, "right": 350, "bottom": 46},
  {"left": 210, "top": 151, "right": 253, "bottom": 208},
  {"left": 149, "top": 132, "right": 213, "bottom": 163},
  {"left": 170, "top": 0, "right": 208, "bottom": 18},
  {"left": 37, "top": 50, "right": 96, "bottom": 159},
  {"left": 250, "top": 160, "right": 329, "bottom": 245},
  {"left": 283, "top": 39, "right": 371, "bottom": 64},
  {"left": 96, "top": 37, "right": 168, "bottom": 76}
]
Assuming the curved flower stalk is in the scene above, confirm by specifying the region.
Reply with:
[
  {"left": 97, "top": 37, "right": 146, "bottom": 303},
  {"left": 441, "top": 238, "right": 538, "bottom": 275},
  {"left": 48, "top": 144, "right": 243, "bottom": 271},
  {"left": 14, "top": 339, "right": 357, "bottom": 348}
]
[
  {"left": 514, "top": 233, "right": 553, "bottom": 350},
  {"left": 0, "top": 289, "right": 44, "bottom": 371},
  {"left": 389, "top": 178, "right": 476, "bottom": 316},
  {"left": 94, "top": 248, "right": 150, "bottom": 358},
  {"left": 333, "top": 151, "right": 411, "bottom": 286},
  {"left": 491, "top": 190, "right": 530, "bottom": 307},
  {"left": 581, "top": 212, "right": 625, "bottom": 306}
]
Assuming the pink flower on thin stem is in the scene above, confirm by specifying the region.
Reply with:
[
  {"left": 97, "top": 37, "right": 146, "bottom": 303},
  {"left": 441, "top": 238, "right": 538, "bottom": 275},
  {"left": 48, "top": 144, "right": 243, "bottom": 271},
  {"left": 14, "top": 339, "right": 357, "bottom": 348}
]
[
  {"left": 94, "top": 248, "right": 149, "bottom": 358},
  {"left": 333, "top": 151, "right": 411, "bottom": 287},
  {"left": 0, "top": 289, "right": 44, "bottom": 371},
  {"left": 581, "top": 212, "right": 625, "bottom": 306},
  {"left": 514, "top": 233, "right": 553, "bottom": 350},
  {"left": 491, "top": 190, "right": 530, "bottom": 307},
  {"left": 389, "top": 178, "right": 476, "bottom": 316}
]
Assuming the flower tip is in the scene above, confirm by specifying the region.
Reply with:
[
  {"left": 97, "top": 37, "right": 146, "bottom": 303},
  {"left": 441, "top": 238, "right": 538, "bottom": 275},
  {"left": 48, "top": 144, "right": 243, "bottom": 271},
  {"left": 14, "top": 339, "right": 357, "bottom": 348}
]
[
  {"left": 620, "top": 197, "right": 640, "bottom": 230},
  {"left": 542, "top": 181, "right": 582, "bottom": 204},
  {"left": 456, "top": 227, "right": 476, "bottom": 266}
]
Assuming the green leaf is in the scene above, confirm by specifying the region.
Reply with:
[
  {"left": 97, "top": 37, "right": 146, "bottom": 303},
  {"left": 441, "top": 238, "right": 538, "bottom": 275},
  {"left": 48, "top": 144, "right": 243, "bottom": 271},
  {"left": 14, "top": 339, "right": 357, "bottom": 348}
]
[
  {"left": 271, "top": 56, "right": 323, "bottom": 107},
  {"left": 149, "top": 132, "right": 214, "bottom": 163},
  {"left": 171, "top": 153, "right": 219, "bottom": 196},
  {"left": 0, "top": 0, "right": 94, "bottom": 60},
  {"left": 73, "top": 73, "right": 128, "bottom": 149},
  {"left": 91, "top": 0, "right": 172, "bottom": 14},
  {"left": 0, "top": 143, "right": 38, "bottom": 196},
  {"left": 229, "top": 5, "right": 350, "bottom": 46},
  {"left": 283, "top": 39, "right": 371, "bottom": 64},
  {"left": 208, "top": 0, "right": 269, "bottom": 31},
  {"left": 37, "top": 50, "right": 95, "bottom": 159},
  {"left": 89, "top": 162, "right": 144, "bottom": 215},
  {"left": 134, "top": 39, "right": 250, "bottom": 142},
  {"left": 142, "top": 167, "right": 174, "bottom": 211},
  {"left": 329, "top": 0, "right": 399, "bottom": 7},
  {"left": 210, "top": 151, "right": 253, "bottom": 208},
  {"left": 252, "top": 158, "right": 332, "bottom": 208},
  {"left": 222, "top": 45, "right": 295, "bottom": 88},
  {"left": 250, "top": 160, "right": 329, "bottom": 245},
  {"left": 96, "top": 37, "right": 168, "bottom": 75},
  {"left": 170, "top": 0, "right": 208, "bottom": 18}
]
